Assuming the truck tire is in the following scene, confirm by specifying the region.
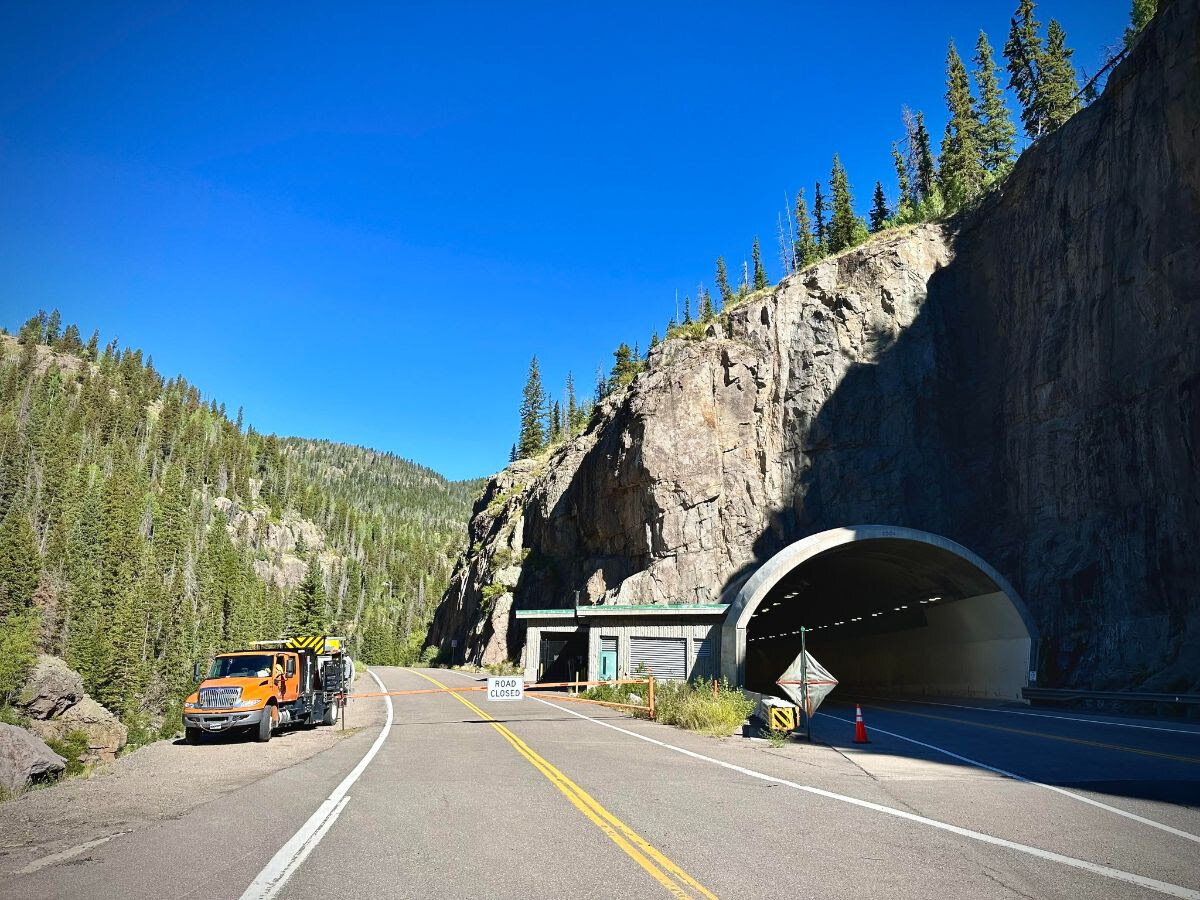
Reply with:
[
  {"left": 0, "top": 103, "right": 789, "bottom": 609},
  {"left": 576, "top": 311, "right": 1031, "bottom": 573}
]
[
  {"left": 256, "top": 705, "right": 276, "bottom": 742},
  {"left": 185, "top": 727, "right": 202, "bottom": 746},
  {"left": 321, "top": 700, "right": 338, "bottom": 726}
]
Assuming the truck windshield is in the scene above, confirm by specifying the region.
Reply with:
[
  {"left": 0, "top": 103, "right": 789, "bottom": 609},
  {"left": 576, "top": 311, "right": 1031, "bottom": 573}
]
[{"left": 207, "top": 655, "right": 274, "bottom": 679}]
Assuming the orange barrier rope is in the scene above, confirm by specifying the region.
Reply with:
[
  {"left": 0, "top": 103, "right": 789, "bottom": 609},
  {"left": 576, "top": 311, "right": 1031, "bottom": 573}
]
[
  {"left": 347, "top": 676, "right": 652, "bottom": 700},
  {"left": 524, "top": 691, "right": 649, "bottom": 714}
]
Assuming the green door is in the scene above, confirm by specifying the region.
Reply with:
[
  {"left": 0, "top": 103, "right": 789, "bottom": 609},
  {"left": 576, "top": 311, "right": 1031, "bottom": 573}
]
[{"left": 599, "top": 637, "right": 617, "bottom": 681}]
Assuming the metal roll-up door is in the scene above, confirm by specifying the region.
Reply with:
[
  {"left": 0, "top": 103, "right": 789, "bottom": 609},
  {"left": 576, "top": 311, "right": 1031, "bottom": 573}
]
[
  {"left": 629, "top": 637, "right": 686, "bottom": 681},
  {"left": 691, "top": 636, "right": 715, "bottom": 680}
]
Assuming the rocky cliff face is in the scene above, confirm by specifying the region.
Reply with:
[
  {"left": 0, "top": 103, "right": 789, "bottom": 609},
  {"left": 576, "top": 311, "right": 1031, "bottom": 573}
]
[{"left": 430, "top": 0, "right": 1200, "bottom": 689}]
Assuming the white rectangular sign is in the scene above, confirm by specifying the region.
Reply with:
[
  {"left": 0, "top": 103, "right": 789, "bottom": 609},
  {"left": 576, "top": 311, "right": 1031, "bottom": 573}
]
[{"left": 486, "top": 676, "right": 524, "bottom": 701}]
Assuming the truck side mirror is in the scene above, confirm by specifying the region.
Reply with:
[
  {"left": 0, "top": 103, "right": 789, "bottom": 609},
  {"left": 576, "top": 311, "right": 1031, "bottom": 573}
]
[
  {"left": 285, "top": 657, "right": 296, "bottom": 677},
  {"left": 193, "top": 661, "right": 203, "bottom": 682}
]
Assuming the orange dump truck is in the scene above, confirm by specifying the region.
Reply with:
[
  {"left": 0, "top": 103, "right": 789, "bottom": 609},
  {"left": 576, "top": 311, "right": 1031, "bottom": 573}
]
[{"left": 182, "top": 636, "right": 351, "bottom": 744}]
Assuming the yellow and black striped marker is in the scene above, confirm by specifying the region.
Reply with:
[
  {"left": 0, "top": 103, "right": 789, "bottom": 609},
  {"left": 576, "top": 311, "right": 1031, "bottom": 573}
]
[
  {"left": 768, "top": 705, "right": 796, "bottom": 732},
  {"left": 286, "top": 636, "right": 335, "bottom": 651}
]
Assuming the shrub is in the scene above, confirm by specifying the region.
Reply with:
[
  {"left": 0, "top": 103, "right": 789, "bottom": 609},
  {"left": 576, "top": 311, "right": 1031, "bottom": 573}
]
[
  {"left": 44, "top": 730, "right": 90, "bottom": 777},
  {"left": 485, "top": 660, "right": 522, "bottom": 676},
  {"left": 583, "top": 676, "right": 752, "bottom": 736},
  {"left": 418, "top": 645, "right": 439, "bottom": 666},
  {"left": 652, "top": 678, "right": 754, "bottom": 736}
]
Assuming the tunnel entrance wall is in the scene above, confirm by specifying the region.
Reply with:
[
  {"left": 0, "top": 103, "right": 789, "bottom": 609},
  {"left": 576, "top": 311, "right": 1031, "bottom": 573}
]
[
  {"left": 721, "top": 526, "right": 1039, "bottom": 698},
  {"left": 811, "top": 592, "right": 1032, "bottom": 700}
]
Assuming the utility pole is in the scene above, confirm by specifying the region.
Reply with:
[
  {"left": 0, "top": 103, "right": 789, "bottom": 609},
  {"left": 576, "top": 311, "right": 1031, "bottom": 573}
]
[{"left": 800, "top": 626, "right": 811, "bottom": 741}]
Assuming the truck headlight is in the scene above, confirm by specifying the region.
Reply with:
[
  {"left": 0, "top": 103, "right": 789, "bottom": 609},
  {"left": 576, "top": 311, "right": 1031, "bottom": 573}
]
[
  {"left": 184, "top": 701, "right": 198, "bottom": 709},
  {"left": 237, "top": 699, "right": 262, "bottom": 708}
]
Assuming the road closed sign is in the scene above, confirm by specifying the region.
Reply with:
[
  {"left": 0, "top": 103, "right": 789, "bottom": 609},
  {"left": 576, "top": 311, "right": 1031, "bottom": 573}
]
[{"left": 487, "top": 676, "right": 524, "bottom": 701}]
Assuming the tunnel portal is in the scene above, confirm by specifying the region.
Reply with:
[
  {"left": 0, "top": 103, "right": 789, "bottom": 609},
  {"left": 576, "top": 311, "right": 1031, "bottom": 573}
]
[{"left": 721, "top": 527, "right": 1037, "bottom": 700}]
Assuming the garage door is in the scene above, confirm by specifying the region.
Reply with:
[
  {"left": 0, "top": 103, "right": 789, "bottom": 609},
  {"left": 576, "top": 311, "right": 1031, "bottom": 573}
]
[{"left": 629, "top": 637, "right": 686, "bottom": 681}]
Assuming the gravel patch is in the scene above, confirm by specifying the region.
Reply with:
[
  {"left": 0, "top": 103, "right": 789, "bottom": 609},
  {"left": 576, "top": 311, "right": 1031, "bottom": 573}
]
[{"left": 0, "top": 675, "right": 386, "bottom": 876}]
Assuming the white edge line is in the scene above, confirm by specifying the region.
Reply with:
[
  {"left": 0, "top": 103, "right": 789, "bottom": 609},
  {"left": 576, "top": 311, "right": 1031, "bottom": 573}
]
[
  {"left": 531, "top": 696, "right": 1200, "bottom": 900},
  {"left": 240, "top": 667, "right": 394, "bottom": 900},
  {"left": 851, "top": 695, "right": 1200, "bottom": 736},
  {"left": 817, "top": 711, "right": 1200, "bottom": 845}
]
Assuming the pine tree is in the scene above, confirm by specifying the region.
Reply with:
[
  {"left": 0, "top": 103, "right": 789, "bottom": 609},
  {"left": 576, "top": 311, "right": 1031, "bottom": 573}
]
[
  {"left": 649, "top": 331, "right": 659, "bottom": 349},
  {"left": 59, "top": 323, "right": 83, "bottom": 353},
  {"left": 17, "top": 312, "right": 45, "bottom": 345},
  {"left": 609, "top": 343, "right": 637, "bottom": 389},
  {"left": 914, "top": 112, "right": 937, "bottom": 202},
  {"left": 715, "top": 257, "right": 734, "bottom": 307},
  {"left": 891, "top": 143, "right": 912, "bottom": 209},
  {"left": 1040, "top": 20, "right": 1080, "bottom": 132},
  {"left": 974, "top": 30, "right": 1017, "bottom": 173},
  {"left": 517, "top": 356, "right": 546, "bottom": 458},
  {"left": 0, "top": 504, "right": 39, "bottom": 616},
  {"left": 290, "top": 556, "right": 328, "bottom": 636},
  {"left": 869, "top": 182, "right": 890, "bottom": 232},
  {"left": 550, "top": 401, "right": 563, "bottom": 443},
  {"left": 813, "top": 182, "right": 828, "bottom": 255},
  {"left": 682, "top": 297, "right": 692, "bottom": 325},
  {"left": 85, "top": 330, "right": 99, "bottom": 361},
  {"left": 751, "top": 238, "right": 769, "bottom": 290},
  {"left": 509, "top": 444, "right": 518, "bottom": 463},
  {"left": 1125, "top": 0, "right": 1157, "bottom": 47},
  {"left": 793, "top": 188, "right": 818, "bottom": 267},
  {"left": 565, "top": 372, "right": 582, "bottom": 435},
  {"left": 44, "top": 310, "right": 62, "bottom": 346},
  {"left": 1006, "top": 0, "right": 1047, "bottom": 140},
  {"left": 827, "top": 154, "right": 859, "bottom": 253},
  {"left": 699, "top": 287, "right": 714, "bottom": 320},
  {"left": 939, "top": 40, "right": 985, "bottom": 210}
]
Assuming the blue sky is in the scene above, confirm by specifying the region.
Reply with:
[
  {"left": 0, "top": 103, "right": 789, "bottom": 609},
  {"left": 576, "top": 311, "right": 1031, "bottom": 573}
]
[{"left": 0, "top": 1, "right": 1129, "bottom": 480}]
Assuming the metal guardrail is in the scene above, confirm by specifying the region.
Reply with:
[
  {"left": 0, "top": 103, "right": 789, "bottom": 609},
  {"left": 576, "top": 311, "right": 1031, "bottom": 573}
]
[{"left": 1023, "top": 686, "right": 1200, "bottom": 706}]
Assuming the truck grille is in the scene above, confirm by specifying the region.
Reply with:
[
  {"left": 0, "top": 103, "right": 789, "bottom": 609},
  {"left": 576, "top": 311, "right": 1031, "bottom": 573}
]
[{"left": 198, "top": 686, "right": 242, "bottom": 709}]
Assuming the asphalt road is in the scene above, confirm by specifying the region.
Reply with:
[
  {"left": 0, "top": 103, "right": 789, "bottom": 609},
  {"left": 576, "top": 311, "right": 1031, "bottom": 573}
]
[{"left": 5, "top": 668, "right": 1198, "bottom": 899}]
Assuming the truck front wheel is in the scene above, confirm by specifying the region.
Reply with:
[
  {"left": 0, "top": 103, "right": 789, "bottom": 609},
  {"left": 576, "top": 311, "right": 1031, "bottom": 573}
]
[
  {"left": 185, "top": 727, "right": 202, "bottom": 745},
  {"left": 256, "top": 705, "right": 276, "bottom": 742}
]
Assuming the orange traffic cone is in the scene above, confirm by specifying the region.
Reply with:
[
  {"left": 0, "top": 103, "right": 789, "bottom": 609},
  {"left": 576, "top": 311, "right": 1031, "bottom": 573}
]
[{"left": 853, "top": 704, "right": 870, "bottom": 744}]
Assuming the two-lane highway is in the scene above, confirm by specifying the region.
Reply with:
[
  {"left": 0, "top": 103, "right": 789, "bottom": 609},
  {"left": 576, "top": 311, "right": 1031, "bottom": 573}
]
[
  {"left": 271, "top": 668, "right": 1200, "bottom": 899},
  {"left": 5, "top": 668, "right": 1198, "bottom": 899}
]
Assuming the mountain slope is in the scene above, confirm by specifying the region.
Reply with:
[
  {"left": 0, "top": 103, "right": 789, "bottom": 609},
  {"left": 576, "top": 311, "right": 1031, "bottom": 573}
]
[
  {"left": 429, "top": 0, "right": 1200, "bottom": 691},
  {"left": 0, "top": 324, "right": 478, "bottom": 738}
]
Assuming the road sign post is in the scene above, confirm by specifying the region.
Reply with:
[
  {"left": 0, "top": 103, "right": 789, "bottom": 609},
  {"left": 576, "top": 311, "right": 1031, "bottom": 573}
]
[{"left": 486, "top": 676, "right": 524, "bottom": 702}]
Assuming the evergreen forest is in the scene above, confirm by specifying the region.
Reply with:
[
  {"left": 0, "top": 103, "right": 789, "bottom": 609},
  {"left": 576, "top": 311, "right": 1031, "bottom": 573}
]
[{"left": 0, "top": 311, "right": 482, "bottom": 741}]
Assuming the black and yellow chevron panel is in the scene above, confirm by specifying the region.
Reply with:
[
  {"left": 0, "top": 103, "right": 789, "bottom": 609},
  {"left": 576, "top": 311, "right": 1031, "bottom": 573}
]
[
  {"left": 285, "top": 636, "right": 325, "bottom": 650},
  {"left": 767, "top": 705, "right": 796, "bottom": 732}
]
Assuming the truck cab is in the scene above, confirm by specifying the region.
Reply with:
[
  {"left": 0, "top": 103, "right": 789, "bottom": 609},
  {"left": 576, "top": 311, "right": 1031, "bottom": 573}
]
[{"left": 182, "top": 637, "right": 348, "bottom": 744}]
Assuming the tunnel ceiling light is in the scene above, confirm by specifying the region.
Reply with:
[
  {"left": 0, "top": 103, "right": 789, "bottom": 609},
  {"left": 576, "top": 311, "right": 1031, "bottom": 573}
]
[
  {"left": 871, "top": 612, "right": 882, "bottom": 617},
  {"left": 929, "top": 596, "right": 941, "bottom": 601},
  {"left": 852, "top": 617, "right": 862, "bottom": 621}
]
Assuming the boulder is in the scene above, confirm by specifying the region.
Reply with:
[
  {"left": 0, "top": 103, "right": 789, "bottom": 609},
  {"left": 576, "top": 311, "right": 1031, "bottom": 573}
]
[
  {"left": 0, "top": 723, "right": 65, "bottom": 795},
  {"left": 30, "top": 696, "right": 128, "bottom": 765},
  {"left": 16, "top": 654, "right": 84, "bottom": 720}
]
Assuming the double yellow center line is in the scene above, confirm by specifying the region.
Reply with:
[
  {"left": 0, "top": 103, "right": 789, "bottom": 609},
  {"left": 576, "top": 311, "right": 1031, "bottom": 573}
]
[{"left": 410, "top": 670, "right": 717, "bottom": 900}]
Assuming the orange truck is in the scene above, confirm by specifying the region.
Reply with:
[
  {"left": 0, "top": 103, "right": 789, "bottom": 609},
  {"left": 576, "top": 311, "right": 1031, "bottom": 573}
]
[{"left": 182, "top": 636, "right": 351, "bottom": 744}]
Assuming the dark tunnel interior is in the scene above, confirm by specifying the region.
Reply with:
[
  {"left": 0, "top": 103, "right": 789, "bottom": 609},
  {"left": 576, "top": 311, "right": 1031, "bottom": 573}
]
[{"left": 743, "top": 539, "right": 1033, "bottom": 700}]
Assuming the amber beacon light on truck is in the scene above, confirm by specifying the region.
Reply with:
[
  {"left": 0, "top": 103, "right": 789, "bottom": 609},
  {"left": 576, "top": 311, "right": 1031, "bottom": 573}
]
[{"left": 182, "top": 635, "right": 352, "bottom": 744}]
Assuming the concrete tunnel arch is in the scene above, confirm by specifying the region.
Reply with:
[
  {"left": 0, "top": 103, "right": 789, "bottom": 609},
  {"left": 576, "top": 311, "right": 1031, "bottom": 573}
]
[{"left": 720, "top": 526, "right": 1039, "bottom": 700}]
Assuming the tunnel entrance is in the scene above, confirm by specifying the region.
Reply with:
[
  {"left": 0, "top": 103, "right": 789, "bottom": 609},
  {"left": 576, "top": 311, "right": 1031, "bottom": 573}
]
[{"left": 721, "top": 527, "right": 1037, "bottom": 700}]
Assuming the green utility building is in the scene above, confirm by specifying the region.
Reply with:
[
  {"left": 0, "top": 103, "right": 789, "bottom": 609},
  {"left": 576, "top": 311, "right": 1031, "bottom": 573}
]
[{"left": 517, "top": 604, "right": 728, "bottom": 686}]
